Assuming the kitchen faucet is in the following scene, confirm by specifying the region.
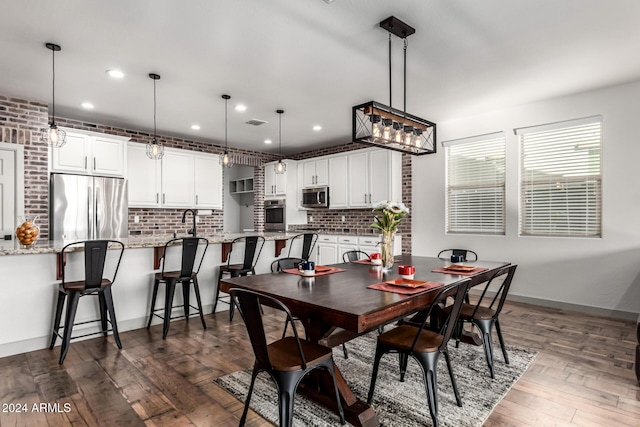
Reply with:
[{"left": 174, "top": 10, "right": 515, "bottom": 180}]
[{"left": 181, "top": 209, "right": 197, "bottom": 236}]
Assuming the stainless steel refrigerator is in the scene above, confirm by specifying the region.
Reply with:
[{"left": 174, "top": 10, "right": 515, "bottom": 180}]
[{"left": 50, "top": 173, "right": 128, "bottom": 240}]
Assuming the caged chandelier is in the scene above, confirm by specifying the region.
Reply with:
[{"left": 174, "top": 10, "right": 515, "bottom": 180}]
[
  {"left": 353, "top": 16, "right": 436, "bottom": 155},
  {"left": 41, "top": 43, "right": 66, "bottom": 148}
]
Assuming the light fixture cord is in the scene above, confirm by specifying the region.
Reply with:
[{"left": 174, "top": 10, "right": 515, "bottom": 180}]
[
  {"left": 225, "top": 97, "right": 228, "bottom": 150},
  {"left": 388, "top": 33, "right": 392, "bottom": 109},
  {"left": 404, "top": 38, "right": 408, "bottom": 115},
  {"left": 51, "top": 47, "right": 56, "bottom": 123},
  {"left": 278, "top": 112, "right": 282, "bottom": 157},
  {"left": 153, "top": 78, "right": 157, "bottom": 141}
]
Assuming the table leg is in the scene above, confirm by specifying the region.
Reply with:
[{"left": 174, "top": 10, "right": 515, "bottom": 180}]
[{"left": 298, "top": 320, "right": 379, "bottom": 427}]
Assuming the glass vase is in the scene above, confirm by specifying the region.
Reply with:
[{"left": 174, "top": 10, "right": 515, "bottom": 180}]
[{"left": 380, "top": 231, "right": 395, "bottom": 269}]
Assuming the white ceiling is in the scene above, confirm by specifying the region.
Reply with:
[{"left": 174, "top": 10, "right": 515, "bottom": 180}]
[{"left": 2, "top": 1, "right": 640, "bottom": 155}]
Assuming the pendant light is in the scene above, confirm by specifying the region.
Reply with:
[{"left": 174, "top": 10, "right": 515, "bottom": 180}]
[
  {"left": 274, "top": 109, "right": 286, "bottom": 174},
  {"left": 41, "top": 43, "right": 66, "bottom": 148},
  {"left": 219, "top": 94, "right": 233, "bottom": 168},
  {"left": 146, "top": 73, "right": 164, "bottom": 159}
]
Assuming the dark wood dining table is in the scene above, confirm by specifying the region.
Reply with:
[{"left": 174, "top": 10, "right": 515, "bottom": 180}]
[{"left": 219, "top": 254, "right": 510, "bottom": 427}]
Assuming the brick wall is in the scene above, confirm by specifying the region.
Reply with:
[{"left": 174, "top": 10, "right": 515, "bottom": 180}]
[
  {"left": 0, "top": 96, "right": 50, "bottom": 237},
  {"left": 290, "top": 144, "right": 413, "bottom": 253}
]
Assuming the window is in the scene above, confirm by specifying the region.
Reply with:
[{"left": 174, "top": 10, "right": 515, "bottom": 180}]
[
  {"left": 444, "top": 132, "right": 506, "bottom": 235},
  {"left": 516, "top": 116, "right": 602, "bottom": 237}
]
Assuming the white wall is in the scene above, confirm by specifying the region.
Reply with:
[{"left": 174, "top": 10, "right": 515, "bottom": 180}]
[{"left": 413, "top": 79, "right": 640, "bottom": 316}]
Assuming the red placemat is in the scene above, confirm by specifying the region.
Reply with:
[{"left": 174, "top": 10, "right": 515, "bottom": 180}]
[
  {"left": 367, "top": 281, "right": 444, "bottom": 295},
  {"left": 352, "top": 258, "right": 401, "bottom": 265},
  {"left": 282, "top": 266, "right": 346, "bottom": 277},
  {"left": 431, "top": 266, "right": 488, "bottom": 276}
]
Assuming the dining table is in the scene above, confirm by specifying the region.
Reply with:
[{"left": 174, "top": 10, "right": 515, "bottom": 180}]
[{"left": 219, "top": 254, "right": 510, "bottom": 427}]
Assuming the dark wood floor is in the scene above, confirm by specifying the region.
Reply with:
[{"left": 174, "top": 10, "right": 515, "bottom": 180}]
[{"left": 0, "top": 300, "right": 638, "bottom": 426}]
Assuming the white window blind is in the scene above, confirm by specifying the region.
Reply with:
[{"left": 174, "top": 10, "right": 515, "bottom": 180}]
[
  {"left": 516, "top": 117, "right": 602, "bottom": 237},
  {"left": 444, "top": 133, "right": 506, "bottom": 235}
]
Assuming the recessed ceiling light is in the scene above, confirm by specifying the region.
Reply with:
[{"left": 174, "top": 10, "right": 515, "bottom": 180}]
[
  {"left": 191, "top": 124, "right": 201, "bottom": 130},
  {"left": 81, "top": 102, "right": 94, "bottom": 109},
  {"left": 264, "top": 139, "right": 272, "bottom": 144},
  {"left": 235, "top": 105, "right": 247, "bottom": 112},
  {"left": 106, "top": 70, "right": 125, "bottom": 79},
  {"left": 313, "top": 125, "right": 322, "bottom": 131}
]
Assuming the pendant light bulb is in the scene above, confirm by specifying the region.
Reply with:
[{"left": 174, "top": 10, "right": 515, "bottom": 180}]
[
  {"left": 41, "top": 43, "right": 66, "bottom": 148},
  {"left": 219, "top": 95, "right": 233, "bottom": 168},
  {"left": 146, "top": 73, "right": 164, "bottom": 160},
  {"left": 274, "top": 109, "right": 286, "bottom": 174}
]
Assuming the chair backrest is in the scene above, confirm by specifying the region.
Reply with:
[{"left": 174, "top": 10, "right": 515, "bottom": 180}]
[
  {"left": 162, "top": 237, "right": 209, "bottom": 278},
  {"left": 230, "top": 288, "right": 307, "bottom": 370},
  {"left": 228, "top": 236, "right": 265, "bottom": 270},
  {"left": 343, "top": 250, "right": 370, "bottom": 262},
  {"left": 471, "top": 264, "right": 517, "bottom": 320},
  {"left": 287, "top": 233, "right": 318, "bottom": 261},
  {"left": 271, "top": 257, "right": 304, "bottom": 273},
  {"left": 410, "top": 279, "right": 472, "bottom": 353},
  {"left": 437, "top": 249, "right": 478, "bottom": 262},
  {"left": 61, "top": 240, "right": 125, "bottom": 288}
]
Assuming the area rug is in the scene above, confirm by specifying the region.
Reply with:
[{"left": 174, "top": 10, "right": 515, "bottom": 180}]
[{"left": 215, "top": 333, "right": 537, "bottom": 426}]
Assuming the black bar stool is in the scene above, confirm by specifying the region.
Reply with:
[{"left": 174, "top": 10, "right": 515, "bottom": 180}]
[
  {"left": 49, "top": 240, "right": 125, "bottom": 364},
  {"left": 287, "top": 233, "right": 318, "bottom": 261},
  {"left": 214, "top": 235, "right": 265, "bottom": 320},
  {"left": 147, "top": 237, "right": 209, "bottom": 339}
]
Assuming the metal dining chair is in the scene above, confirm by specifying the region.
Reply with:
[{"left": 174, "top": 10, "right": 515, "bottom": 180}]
[
  {"left": 367, "top": 279, "right": 471, "bottom": 427},
  {"left": 437, "top": 249, "right": 478, "bottom": 262},
  {"left": 287, "top": 233, "right": 318, "bottom": 261},
  {"left": 231, "top": 288, "right": 345, "bottom": 427}
]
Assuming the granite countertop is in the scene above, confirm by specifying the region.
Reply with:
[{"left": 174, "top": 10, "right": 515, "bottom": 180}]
[{"left": 0, "top": 231, "right": 301, "bottom": 256}]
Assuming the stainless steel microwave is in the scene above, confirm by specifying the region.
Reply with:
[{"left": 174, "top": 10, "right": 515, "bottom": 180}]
[{"left": 301, "top": 186, "right": 329, "bottom": 208}]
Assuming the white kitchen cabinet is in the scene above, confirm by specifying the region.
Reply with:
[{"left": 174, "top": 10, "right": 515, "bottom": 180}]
[
  {"left": 328, "top": 155, "right": 348, "bottom": 209},
  {"left": 358, "top": 235, "right": 380, "bottom": 256},
  {"left": 316, "top": 235, "right": 338, "bottom": 265},
  {"left": 347, "top": 148, "right": 402, "bottom": 208},
  {"left": 264, "top": 160, "right": 289, "bottom": 198},
  {"left": 194, "top": 153, "right": 223, "bottom": 209},
  {"left": 51, "top": 128, "right": 128, "bottom": 177},
  {"left": 161, "top": 149, "right": 195, "bottom": 208},
  {"left": 300, "top": 158, "right": 328, "bottom": 187},
  {"left": 127, "top": 142, "right": 161, "bottom": 207},
  {"left": 347, "top": 151, "right": 369, "bottom": 207}
]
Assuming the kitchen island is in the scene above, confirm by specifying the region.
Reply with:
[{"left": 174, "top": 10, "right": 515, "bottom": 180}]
[{"left": 0, "top": 232, "right": 305, "bottom": 358}]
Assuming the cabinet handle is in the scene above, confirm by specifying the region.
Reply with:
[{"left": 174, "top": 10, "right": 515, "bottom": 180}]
[
  {"left": 84, "top": 156, "right": 87, "bottom": 169},
  {"left": 162, "top": 193, "right": 165, "bottom": 204},
  {"left": 93, "top": 158, "right": 96, "bottom": 170},
  {"left": 364, "top": 193, "right": 367, "bottom": 203},
  {"left": 156, "top": 193, "right": 159, "bottom": 203},
  {"left": 196, "top": 195, "right": 199, "bottom": 205}
]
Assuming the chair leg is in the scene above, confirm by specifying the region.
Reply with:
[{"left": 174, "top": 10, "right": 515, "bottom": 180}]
[
  {"left": 182, "top": 279, "right": 190, "bottom": 321},
  {"left": 367, "top": 344, "right": 386, "bottom": 404},
  {"left": 49, "top": 290, "right": 66, "bottom": 349},
  {"left": 192, "top": 276, "right": 206, "bottom": 330},
  {"left": 98, "top": 292, "right": 108, "bottom": 336},
  {"left": 282, "top": 317, "right": 291, "bottom": 339},
  {"left": 103, "top": 286, "right": 122, "bottom": 349},
  {"left": 455, "top": 319, "right": 463, "bottom": 349},
  {"left": 274, "top": 370, "right": 299, "bottom": 427},
  {"left": 443, "top": 349, "right": 462, "bottom": 407},
  {"left": 475, "top": 319, "right": 496, "bottom": 379},
  {"left": 495, "top": 319, "right": 509, "bottom": 364},
  {"left": 399, "top": 353, "right": 409, "bottom": 382},
  {"left": 326, "top": 362, "right": 346, "bottom": 425},
  {"left": 163, "top": 279, "right": 177, "bottom": 339},
  {"left": 415, "top": 351, "right": 440, "bottom": 427},
  {"left": 213, "top": 269, "right": 224, "bottom": 313},
  {"left": 342, "top": 343, "right": 348, "bottom": 359},
  {"left": 239, "top": 365, "right": 260, "bottom": 427},
  {"left": 59, "top": 291, "right": 80, "bottom": 364},
  {"left": 147, "top": 279, "right": 160, "bottom": 329}
]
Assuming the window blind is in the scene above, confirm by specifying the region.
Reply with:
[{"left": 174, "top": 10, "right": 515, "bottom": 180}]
[
  {"left": 517, "top": 118, "right": 602, "bottom": 237},
  {"left": 445, "top": 133, "right": 506, "bottom": 235}
]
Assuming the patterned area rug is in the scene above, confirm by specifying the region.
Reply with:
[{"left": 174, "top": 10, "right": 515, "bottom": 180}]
[{"left": 215, "top": 333, "right": 537, "bottom": 426}]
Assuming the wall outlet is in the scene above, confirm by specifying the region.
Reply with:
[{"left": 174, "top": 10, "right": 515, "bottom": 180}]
[
  {"left": 310, "top": 215, "right": 314, "bottom": 222},
  {"left": 195, "top": 216, "right": 200, "bottom": 223},
  {"left": 134, "top": 215, "right": 140, "bottom": 223},
  {"left": 341, "top": 215, "right": 345, "bottom": 222}
]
